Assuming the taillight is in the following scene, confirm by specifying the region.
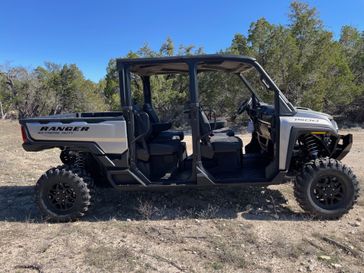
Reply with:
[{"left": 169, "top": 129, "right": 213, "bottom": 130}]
[{"left": 21, "top": 126, "right": 27, "bottom": 142}]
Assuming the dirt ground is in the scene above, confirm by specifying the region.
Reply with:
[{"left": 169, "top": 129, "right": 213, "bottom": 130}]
[{"left": 0, "top": 120, "right": 363, "bottom": 273}]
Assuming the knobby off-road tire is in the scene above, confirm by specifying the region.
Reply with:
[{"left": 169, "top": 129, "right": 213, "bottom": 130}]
[
  {"left": 294, "top": 157, "right": 359, "bottom": 219},
  {"left": 36, "top": 165, "right": 95, "bottom": 222}
]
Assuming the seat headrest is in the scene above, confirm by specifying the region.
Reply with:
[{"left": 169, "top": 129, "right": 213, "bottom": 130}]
[
  {"left": 199, "top": 109, "right": 212, "bottom": 140},
  {"left": 134, "top": 111, "right": 152, "bottom": 140},
  {"left": 143, "top": 103, "right": 160, "bottom": 123}
]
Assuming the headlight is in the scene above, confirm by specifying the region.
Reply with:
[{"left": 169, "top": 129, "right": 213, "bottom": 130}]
[{"left": 331, "top": 120, "right": 339, "bottom": 132}]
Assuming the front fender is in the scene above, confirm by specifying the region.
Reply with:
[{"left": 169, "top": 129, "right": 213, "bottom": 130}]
[{"left": 281, "top": 126, "right": 338, "bottom": 171}]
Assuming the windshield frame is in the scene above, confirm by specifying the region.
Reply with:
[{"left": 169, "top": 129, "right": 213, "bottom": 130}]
[
  {"left": 237, "top": 73, "right": 261, "bottom": 101},
  {"left": 238, "top": 61, "right": 296, "bottom": 115}
]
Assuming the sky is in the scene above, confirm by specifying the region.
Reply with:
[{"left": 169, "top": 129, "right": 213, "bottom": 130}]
[{"left": 0, "top": 0, "right": 363, "bottom": 82}]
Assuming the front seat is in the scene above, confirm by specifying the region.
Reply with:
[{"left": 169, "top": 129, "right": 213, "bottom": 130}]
[{"left": 199, "top": 109, "right": 243, "bottom": 170}]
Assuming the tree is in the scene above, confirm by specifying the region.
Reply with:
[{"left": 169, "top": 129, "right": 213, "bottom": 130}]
[
  {"left": 0, "top": 62, "right": 107, "bottom": 118},
  {"left": 0, "top": 67, "right": 43, "bottom": 118},
  {"left": 160, "top": 37, "right": 174, "bottom": 56},
  {"left": 104, "top": 58, "right": 119, "bottom": 109},
  {"left": 247, "top": 18, "right": 275, "bottom": 66},
  {"left": 289, "top": 1, "right": 323, "bottom": 61},
  {"left": 229, "top": 33, "right": 250, "bottom": 55},
  {"left": 340, "top": 26, "right": 364, "bottom": 85},
  {"left": 1, "top": 1, "right": 363, "bottom": 124},
  {"left": 102, "top": 38, "right": 202, "bottom": 126}
]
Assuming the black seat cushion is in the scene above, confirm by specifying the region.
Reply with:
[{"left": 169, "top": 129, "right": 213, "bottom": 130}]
[
  {"left": 213, "top": 128, "right": 235, "bottom": 137},
  {"left": 144, "top": 103, "right": 184, "bottom": 141},
  {"left": 149, "top": 141, "right": 183, "bottom": 156},
  {"left": 210, "top": 135, "right": 242, "bottom": 153},
  {"left": 151, "top": 122, "right": 172, "bottom": 134},
  {"left": 201, "top": 135, "right": 242, "bottom": 159},
  {"left": 134, "top": 110, "right": 183, "bottom": 160},
  {"left": 137, "top": 140, "right": 184, "bottom": 161}
]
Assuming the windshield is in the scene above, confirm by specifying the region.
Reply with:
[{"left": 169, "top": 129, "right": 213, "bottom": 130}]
[
  {"left": 239, "top": 68, "right": 274, "bottom": 106},
  {"left": 197, "top": 71, "right": 251, "bottom": 119}
]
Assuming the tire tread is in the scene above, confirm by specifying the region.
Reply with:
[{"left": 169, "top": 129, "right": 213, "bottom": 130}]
[
  {"left": 36, "top": 164, "right": 95, "bottom": 222},
  {"left": 294, "top": 157, "right": 359, "bottom": 219}
]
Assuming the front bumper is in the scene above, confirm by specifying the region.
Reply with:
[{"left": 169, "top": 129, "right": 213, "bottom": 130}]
[{"left": 332, "top": 134, "right": 353, "bottom": 160}]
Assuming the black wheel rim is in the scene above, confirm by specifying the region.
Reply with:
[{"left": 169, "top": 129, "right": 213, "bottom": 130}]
[
  {"left": 311, "top": 175, "right": 346, "bottom": 210},
  {"left": 46, "top": 182, "right": 77, "bottom": 212},
  {"left": 60, "top": 151, "right": 76, "bottom": 164}
]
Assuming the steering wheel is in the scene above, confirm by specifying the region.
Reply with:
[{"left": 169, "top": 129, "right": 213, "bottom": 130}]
[{"left": 237, "top": 97, "right": 252, "bottom": 114}]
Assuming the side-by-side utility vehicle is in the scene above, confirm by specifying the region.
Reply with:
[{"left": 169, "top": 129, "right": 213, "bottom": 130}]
[{"left": 20, "top": 55, "right": 359, "bottom": 221}]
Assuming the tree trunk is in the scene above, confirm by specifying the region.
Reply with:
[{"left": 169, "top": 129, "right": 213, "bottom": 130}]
[{"left": 0, "top": 100, "right": 4, "bottom": 119}]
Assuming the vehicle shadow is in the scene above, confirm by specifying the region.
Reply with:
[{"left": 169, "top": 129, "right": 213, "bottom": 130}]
[{"left": 0, "top": 184, "right": 316, "bottom": 223}]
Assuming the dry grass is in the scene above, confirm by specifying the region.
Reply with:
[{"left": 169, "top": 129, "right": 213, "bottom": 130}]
[
  {"left": 85, "top": 245, "right": 137, "bottom": 272},
  {"left": 0, "top": 120, "right": 363, "bottom": 273}
]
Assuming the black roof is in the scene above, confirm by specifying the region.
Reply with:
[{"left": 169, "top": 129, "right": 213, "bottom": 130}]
[{"left": 116, "top": 54, "right": 256, "bottom": 76}]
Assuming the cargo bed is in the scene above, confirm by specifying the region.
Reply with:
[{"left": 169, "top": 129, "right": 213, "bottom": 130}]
[{"left": 19, "top": 111, "right": 128, "bottom": 154}]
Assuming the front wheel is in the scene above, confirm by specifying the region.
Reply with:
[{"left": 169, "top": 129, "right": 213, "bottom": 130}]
[{"left": 294, "top": 158, "right": 359, "bottom": 219}]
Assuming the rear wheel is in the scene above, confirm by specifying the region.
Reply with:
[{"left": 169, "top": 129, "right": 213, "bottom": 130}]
[
  {"left": 36, "top": 165, "right": 95, "bottom": 222},
  {"left": 60, "top": 150, "right": 76, "bottom": 165},
  {"left": 294, "top": 158, "right": 359, "bottom": 219}
]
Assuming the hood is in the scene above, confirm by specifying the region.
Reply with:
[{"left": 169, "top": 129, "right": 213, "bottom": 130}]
[{"left": 295, "top": 107, "right": 333, "bottom": 120}]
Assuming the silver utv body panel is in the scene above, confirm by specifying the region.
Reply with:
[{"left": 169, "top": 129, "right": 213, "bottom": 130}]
[
  {"left": 279, "top": 109, "right": 338, "bottom": 170},
  {"left": 25, "top": 120, "right": 128, "bottom": 154}
]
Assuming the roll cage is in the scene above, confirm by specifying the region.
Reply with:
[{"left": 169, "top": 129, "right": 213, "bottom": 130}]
[{"left": 116, "top": 54, "right": 294, "bottom": 185}]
